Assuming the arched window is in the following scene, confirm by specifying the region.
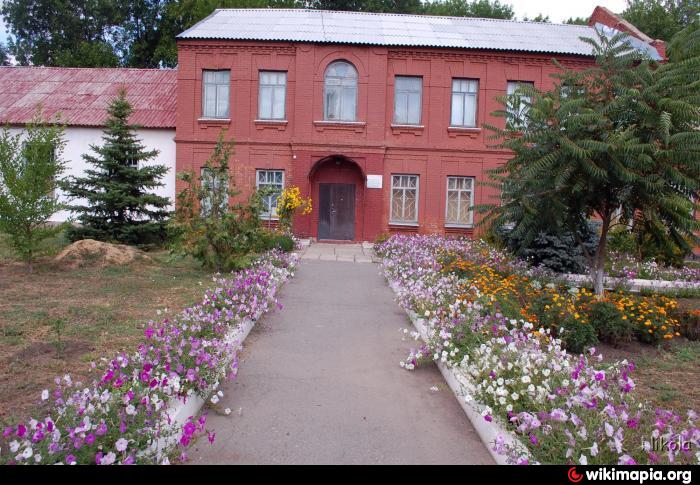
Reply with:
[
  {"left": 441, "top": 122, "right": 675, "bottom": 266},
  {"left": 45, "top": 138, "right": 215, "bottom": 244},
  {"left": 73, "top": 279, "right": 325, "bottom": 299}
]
[{"left": 324, "top": 61, "right": 358, "bottom": 121}]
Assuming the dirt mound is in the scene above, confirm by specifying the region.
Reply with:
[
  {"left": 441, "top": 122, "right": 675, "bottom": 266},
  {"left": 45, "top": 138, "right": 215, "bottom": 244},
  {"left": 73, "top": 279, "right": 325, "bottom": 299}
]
[{"left": 53, "top": 239, "right": 151, "bottom": 268}]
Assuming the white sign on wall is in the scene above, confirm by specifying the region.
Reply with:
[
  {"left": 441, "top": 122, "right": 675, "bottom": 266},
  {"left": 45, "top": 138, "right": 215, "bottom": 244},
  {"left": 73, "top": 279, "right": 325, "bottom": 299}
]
[{"left": 366, "top": 174, "right": 383, "bottom": 189}]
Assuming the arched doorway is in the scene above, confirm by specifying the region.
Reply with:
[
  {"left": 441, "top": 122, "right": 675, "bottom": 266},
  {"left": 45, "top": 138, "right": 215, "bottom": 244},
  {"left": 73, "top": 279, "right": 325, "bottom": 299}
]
[{"left": 309, "top": 155, "right": 365, "bottom": 241}]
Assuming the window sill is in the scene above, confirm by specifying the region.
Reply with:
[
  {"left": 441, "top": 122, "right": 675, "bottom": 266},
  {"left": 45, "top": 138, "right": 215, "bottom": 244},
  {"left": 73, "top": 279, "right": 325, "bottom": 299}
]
[
  {"left": 313, "top": 120, "right": 366, "bottom": 133},
  {"left": 254, "top": 119, "right": 288, "bottom": 131},
  {"left": 391, "top": 124, "right": 424, "bottom": 135},
  {"left": 447, "top": 126, "right": 481, "bottom": 138},
  {"left": 389, "top": 222, "right": 419, "bottom": 227},
  {"left": 445, "top": 224, "right": 474, "bottom": 229},
  {"left": 198, "top": 118, "right": 231, "bottom": 129}
]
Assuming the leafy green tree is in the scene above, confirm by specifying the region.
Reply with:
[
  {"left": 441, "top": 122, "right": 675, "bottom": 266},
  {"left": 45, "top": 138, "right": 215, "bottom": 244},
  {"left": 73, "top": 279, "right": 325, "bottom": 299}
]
[
  {"left": 153, "top": 0, "right": 300, "bottom": 67},
  {"left": 0, "top": 42, "right": 11, "bottom": 66},
  {"left": 62, "top": 89, "right": 170, "bottom": 246},
  {"left": 0, "top": 113, "right": 67, "bottom": 271},
  {"left": 1, "top": 0, "right": 124, "bottom": 66},
  {"left": 522, "top": 13, "right": 550, "bottom": 23},
  {"left": 171, "top": 131, "right": 268, "bottom": 271},
  {"left": 481, "top": 28, "right": 700, "bottom": 295},
  {"left": 308, "top": 0, "right": 420, "bottom": 12},
  {"left": 421, "top": 0, "right": 514, "bottom": 18},
  {"left": 565, "top": 17, "right": 590, "bottom": 25},
  {"left": 622, "top": 0, "right": 698, "bottom": 40},
  {"left": 52, "top": 40, "right": 120, "bottom": 68}
]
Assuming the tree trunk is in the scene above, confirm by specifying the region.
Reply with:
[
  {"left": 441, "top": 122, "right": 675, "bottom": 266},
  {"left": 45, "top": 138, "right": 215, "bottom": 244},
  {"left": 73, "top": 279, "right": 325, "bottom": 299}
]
[{"left": 591, "top": 215, "right": 611, "bottom": 297}]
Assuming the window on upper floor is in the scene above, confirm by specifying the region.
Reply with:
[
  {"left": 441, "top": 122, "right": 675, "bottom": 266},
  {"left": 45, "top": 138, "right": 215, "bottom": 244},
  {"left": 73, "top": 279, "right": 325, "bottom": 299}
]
[
  {"left": 324, "top": 61, "right": 358, "bottom": 122},
  {"left": 451, "top": 79, "right": 479, "bottom": 128},
  {"left": 445, "top": 176, "right": 475, "bottom": 227},
  {"left": 393, "top": 76, "right": 422, "bottom": 125},
  {"left": 258, "top": 71, "right": 287, "bottom": 120},
  {"left": 202, "top": 70, "right": 230, "bottom": 119},
  {"left": 506, "top": 81, "right": 535, "bottom": 129},
  {"left": 256, "top": 169, "right": 284, "bottom": 219},
  {"left": 390, "top": 174, "right": 419, "bottom": 225}
]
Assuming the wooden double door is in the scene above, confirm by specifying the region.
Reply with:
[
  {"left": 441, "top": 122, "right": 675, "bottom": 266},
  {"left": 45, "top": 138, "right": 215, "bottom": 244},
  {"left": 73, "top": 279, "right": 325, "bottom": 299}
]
[{"left": 318, "top": 183, "right": 355, "bottom": 240}]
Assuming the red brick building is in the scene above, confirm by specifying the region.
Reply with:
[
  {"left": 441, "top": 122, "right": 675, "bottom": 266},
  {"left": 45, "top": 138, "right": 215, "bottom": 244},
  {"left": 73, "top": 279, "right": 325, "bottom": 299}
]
[{"left": 175, "top": 8, "right": 665, "bottom": 242}]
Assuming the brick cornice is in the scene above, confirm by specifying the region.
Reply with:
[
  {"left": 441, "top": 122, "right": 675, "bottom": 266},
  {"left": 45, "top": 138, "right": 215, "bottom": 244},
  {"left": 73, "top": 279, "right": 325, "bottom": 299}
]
[
  {"left": 178, "top": 43, "right": 295, "bottom": 55},
  {"left": 387, "top": 49, "right": 593, "bottom": 68}
]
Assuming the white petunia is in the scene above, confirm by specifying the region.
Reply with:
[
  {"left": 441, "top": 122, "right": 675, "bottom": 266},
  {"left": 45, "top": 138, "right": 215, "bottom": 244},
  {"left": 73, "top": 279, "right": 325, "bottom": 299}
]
[
  {"left": 41, "top": 390, "right": 49, "bottom": 401},
  {"left": 115, "top": 438, "right": 128, "bottom": 452}
]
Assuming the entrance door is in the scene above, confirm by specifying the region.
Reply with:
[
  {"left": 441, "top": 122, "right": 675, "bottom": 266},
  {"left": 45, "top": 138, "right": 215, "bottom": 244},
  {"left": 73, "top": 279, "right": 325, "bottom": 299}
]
[{"left": 318, "top": 183, "right": 355, "bottom": 240}]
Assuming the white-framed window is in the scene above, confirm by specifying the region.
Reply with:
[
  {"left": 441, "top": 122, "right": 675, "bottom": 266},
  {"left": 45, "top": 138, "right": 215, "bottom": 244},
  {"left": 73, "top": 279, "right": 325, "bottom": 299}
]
[
  {"left": 506, "top": 81, "right": 534, "bottom": 128},
  {"left": 324, "top": 61, "right": 358, "bottom": 121},
  {"left": 390, "top": 174, "right": 419, "bottom": 224},
  {"left": 450, "top": 79, "right": 478, "bottom": 127},
  {"left": 256, "top": 169, "right": 284, "bottom": 219},
  {"left": 445, "top": 176, "right": 475, "bottom": 227},
  {"left": 258, "top": 71, "right": 287, "bottom": 120},
  {"left": 202, "top": 70, "right": 230, "bottom": 119},
  {"left": 393, "top": 76, "right": 422, "bottom": 125},
  {"left": 200, "top": 167, "right": 229, "bottom": 217}
]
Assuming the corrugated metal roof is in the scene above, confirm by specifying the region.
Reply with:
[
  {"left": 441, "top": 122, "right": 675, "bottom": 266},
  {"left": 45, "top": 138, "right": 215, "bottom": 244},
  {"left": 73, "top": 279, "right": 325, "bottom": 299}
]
[
  {"left": 0, "top": 67, "right": 177, "bottom": 128},
  {"left": 177, "top": 9, "right": 662, "bottom": 60}
]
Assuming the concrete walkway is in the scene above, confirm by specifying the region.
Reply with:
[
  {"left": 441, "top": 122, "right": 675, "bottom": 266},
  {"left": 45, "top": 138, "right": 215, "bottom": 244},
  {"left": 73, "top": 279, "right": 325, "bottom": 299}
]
[
  {"left": 189, "top": 259, "right": 493, "bottom": 464},
  {"left": 299, "top": 242, "right": 378, "bottom": 263}
]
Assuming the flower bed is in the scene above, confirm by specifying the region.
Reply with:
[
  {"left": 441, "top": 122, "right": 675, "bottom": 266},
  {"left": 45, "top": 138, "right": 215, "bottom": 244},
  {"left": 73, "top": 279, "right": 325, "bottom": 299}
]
[
  {"left": 378, "top": 235, "right": 699, "bottom": 465},
  {"left": 608, "top": 253, "right": 700, "bottom": 283},
  {"left": 1, "top": 249, "right": 298, "bottom": 465}
]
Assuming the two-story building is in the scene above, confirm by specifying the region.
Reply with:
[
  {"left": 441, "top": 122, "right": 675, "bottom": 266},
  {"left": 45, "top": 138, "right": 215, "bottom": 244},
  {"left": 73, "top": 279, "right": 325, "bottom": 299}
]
[
  {"left": 175, "top": 8, "right": 664, "bottom": 242},
  {"left": 0, "top": 7, "right": 667, "bottom": 240}
]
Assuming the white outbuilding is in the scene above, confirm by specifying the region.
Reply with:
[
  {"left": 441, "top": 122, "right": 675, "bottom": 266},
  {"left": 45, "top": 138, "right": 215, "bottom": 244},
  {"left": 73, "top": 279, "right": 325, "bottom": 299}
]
[{"left": 0, "top": 66, "right": 177, "bottom": 222}]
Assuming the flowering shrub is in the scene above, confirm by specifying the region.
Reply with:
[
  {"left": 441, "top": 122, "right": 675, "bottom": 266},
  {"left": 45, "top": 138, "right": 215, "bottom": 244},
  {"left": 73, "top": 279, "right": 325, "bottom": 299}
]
[
  {"left": 378, "top": 234, "right": 699, "bottom": 465},
  {"left": 275, "top": 186, "right": 312, "bottom": 232},
  {"left": 1, "top": 250, "right": 298, "bottom": 465}
]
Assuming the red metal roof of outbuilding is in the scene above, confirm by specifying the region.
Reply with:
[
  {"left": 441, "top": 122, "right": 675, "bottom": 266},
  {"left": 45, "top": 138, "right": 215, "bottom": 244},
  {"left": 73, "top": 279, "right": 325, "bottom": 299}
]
[{"left": 0, "top": 67, "right": 177, "bottom": 129}]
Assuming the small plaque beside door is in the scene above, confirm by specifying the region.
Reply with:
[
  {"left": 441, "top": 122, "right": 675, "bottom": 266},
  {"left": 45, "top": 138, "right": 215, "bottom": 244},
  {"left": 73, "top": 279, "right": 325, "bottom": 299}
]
[{"left": 366, "top": 175, "right": 382, "bottom": 189}]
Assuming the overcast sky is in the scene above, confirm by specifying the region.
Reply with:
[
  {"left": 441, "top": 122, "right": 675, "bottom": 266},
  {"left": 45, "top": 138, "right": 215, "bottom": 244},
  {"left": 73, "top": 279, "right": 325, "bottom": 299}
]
[{"left": 0, "top": 1, "right": 628, "bottom": 44}]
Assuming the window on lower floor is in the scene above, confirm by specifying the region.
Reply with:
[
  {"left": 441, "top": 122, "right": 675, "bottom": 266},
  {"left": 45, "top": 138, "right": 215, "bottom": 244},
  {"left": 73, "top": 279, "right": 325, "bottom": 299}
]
[
  {"left": 445, "top": 176, "right": 474, "bottom": 227},
  {"left": 390, "top": 174, "right": 419, "bottom": 224},
  {"left": 200, "top": 167, "right": 229, "bottom": 217},
  {"left": 256, "top": 169, "right": 284, "bottom": 219}
]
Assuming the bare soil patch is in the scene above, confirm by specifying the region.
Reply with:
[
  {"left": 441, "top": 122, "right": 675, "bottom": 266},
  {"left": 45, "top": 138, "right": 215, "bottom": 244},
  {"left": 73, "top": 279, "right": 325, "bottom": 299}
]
[
  {"left": 0, "top": 249, "right": 212, "bottom": 421},
  {"left": 599, "top": 339, "right": 700, "bottom": 412}
]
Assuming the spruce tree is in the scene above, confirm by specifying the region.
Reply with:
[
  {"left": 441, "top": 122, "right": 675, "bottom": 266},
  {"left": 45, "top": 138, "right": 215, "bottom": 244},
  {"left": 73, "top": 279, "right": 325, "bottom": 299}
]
[
  {"left": 481, "top": 28, "right": 700, "bottom": 296},
  {"left": 63, "top": 89, "right": 170, "bottom": 246}
]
